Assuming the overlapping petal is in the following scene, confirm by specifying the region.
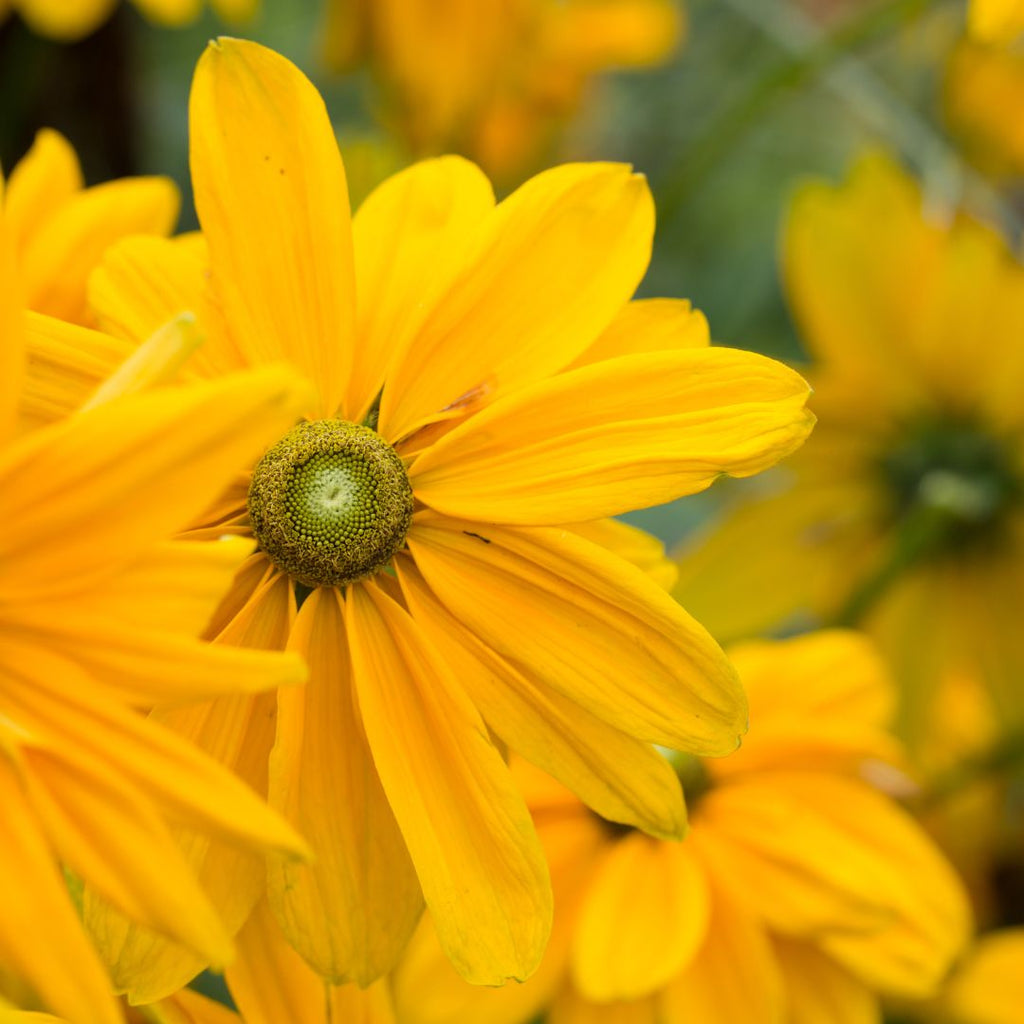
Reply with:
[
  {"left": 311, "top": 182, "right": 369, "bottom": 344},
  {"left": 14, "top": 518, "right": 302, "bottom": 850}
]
[
  {"left": 409, "top": 347, "right": 813, "bottom": 524},
  {"left": 190, "top": 38, "right": 356, "bottom": 416},
  {"left": 346, "top": 580, "right": 552, "bottom": 985}
]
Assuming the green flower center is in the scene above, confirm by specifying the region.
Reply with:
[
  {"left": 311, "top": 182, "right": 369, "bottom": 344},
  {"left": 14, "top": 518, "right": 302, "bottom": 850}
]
[
  {"left": 880, "top": 418, "right": 1020, "bottom": 553},
  {"left": 247, "top": 420, "right": 413, "bottom": 588}
]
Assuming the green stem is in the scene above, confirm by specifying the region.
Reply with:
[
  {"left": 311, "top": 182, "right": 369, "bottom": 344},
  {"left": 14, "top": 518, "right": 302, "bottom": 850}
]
[{"left": 656, "top": 0, "right": 931, "bottom": 222}]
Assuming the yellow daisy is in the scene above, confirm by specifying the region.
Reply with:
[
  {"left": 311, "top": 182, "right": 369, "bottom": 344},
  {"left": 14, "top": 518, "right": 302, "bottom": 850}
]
[
  {"left": 969, "top": 0, "right": 1024, "bottom": 43},
  {"left": 0, "top": 197, "right": 314, "bottom": 1021},
  {"left": 3, "top": 0, "right": 254, "bottom": 42},
  {"left": 30, "top": 38, "right": 814, "bottom": 997},
  {"left": 675, "top": 152, "right": 1024, "bottom": 755},
  {"left": 323, "top": 0, "right": 683, "bottom": 183},
  {"left": 4, "top": 129, "right": 178, "bottom": 325},
  {"left": 394, "top": 631, "right": 970, "bottom": 1024}
]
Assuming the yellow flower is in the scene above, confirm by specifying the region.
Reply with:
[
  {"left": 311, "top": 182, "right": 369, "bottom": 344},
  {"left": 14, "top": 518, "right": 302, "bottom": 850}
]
[
  {"left": 30, "top": 37, "right": 813, "bottom": 998},
  {"left": 968, "top": 0, "right": 1024, "bottom": 43},
  {"left": 4, "top": 129, "right": 178, "bottom": 325},
  {"left": 324, "top": 0, "right": 683, "bottom": 182},
  {"left": 0, "top": 192, "right": 314, "bottom": 1021},
  {"left": 4, "top": 0, "right": 254, "bottom": 41},
  {"left": 675, "top": 152, "right": 1024, "bottom": 755},
  {"left": 394, "top": 631, "right": 970, "bottom": 1024},
  {"left": 936, "top": 928, "right": 1024, "bottom": 1024},
  {"left": 944, "top": 37, "right": 1024, "bottom": 179}
]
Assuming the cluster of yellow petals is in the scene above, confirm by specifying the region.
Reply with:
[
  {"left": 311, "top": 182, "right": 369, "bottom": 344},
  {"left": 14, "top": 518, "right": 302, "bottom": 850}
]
[{"left": 324, "top": 0, "right": 682, "bottom": 181}]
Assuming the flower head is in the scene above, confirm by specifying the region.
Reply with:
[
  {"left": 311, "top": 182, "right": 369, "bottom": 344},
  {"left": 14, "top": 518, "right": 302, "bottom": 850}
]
[
  {"left": 31, "top": 38, "right": 814, "bottom": 997},
  {"left": 394, "top": 631, "right": 970, "bottom": 1024},
  {"left": 675, "top": 153, "right": 1024, "bottom": 755},
  {"left": 0, "top": 195, "right": 314, "bottom": 1021}
]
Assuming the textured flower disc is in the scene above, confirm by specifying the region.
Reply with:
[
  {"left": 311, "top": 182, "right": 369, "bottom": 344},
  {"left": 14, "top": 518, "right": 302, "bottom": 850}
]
[{"left": 248, "top": 420, "right": 413, "bottom": 587}]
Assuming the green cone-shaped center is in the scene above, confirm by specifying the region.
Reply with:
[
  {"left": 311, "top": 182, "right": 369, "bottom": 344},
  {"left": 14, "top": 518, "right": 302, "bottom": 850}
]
[{"left": 248, "top": 420, "right": 413, "bottom": 588}]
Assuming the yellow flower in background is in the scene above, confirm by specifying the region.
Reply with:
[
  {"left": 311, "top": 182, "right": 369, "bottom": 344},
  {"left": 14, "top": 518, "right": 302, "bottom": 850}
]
[
  {"left": 3, "top": 129, "right": 177, "bottom": 325},
  {"left": 2, "top": 0, "right": 254, "bottom": 42},
  {"left": 0, "top": 209, "right": 315, "bottom": 1021},
  {"left": 935, "top": 928, "right": 1024, "bottom": 1024},
  {"left": 324, "top": 0, "right": 682, "bottom": 183},
  {"left": 394, "top": 631, "right": 970, "bottom": 1024},
  {"left": 675, "top": 153, "right": 1024, "bottom": 756},
  {"left": 968, "top": 0, "right": 1024, "bottom": 43},
  {"left": 944, "top": 37, "right": 1024, "bottom": 179},
  {"left": 24, "top": 37, "right": 814, "bottom": 1001}
]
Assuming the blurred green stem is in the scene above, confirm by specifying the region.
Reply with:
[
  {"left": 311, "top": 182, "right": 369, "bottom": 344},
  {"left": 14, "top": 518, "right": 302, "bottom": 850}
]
[{"left": 656, "top": 0, "right": 932, "bottom": 221}]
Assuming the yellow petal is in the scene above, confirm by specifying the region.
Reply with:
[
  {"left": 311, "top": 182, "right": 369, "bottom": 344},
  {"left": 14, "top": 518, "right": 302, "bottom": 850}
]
[
  {"left": 89, "top": 233, "right": 249, "bottom": 378},
  {"left": 131, "top": 0, "right": 203, "bottom": 26},
  {"left": 22, "top": 177, "right": 178, "bottom": 323},
  {"left": 190, "top": 38, "right": 356, "bottom": 417},
  {"left": 13, "top": 0, "right": 118, "bottom": 39},
  {"left": 571, "top": 833, "right": 708, "bottom": 1001},
  {"left": 144, "top": 988, "right": 241, "bottom": 1024},
  {"left": 228, "top": 899, "right": 399, "bottom": 1024},
  {"left": 20, "top": 311, "right": 133, "bottom": 430},
  {"left": 349, "top": 156, "right": 495, "bottom": 421},
  {"left": 86, "top": 571, "right": 294, "bottom": 1005},
  {"left": 407, "top": 516, "right": 746, "bottom": 755},
  {"left": 346, "top": 579, "right": 552, "bottom": 984},
  {"left": 82, "top": 314, "right": 203, "bottom": 410},
  {"left": 397, "top": 556, "right": 686, "bottom": 839},
  {"left": 0, "top": 760, "right": 122, "bottom": 1024},
  {"left": 969, "top": 0, "right": 1024, "bottom": 43},
  {"left": 5, "top": 129, "right": 83, "bottom": 252},
  {"left": 567, "top": 298, "right": 709, "bottom": 370},
  {"left": 0, "top": 646, "right": 308, "bottom": 861},
  {"left": 712, "top": 631, "right": 899, "bottom": 781},
  {"left": 549, "top": 989, "right": 658, "bottom": 1024},
  {"left": 23, "top": 749, "right": 232, "bottom": 968},
  {"left": 659, "top": 873, "right": 784, "bottom": 1024},
  {"left": 772, "top": 937, "right": 878, "bottom": 1024},
  {"left": 410, "top": 347, "right": 813, "bottom": 524},
  {"left": 942, "top": 929, "right": 1024, "bottom": 1024},
  {"left": 378, "top": 163, "right": 654, "bottom": 442},
  {"left": 0, "top": 367, "right": 311, "bottom": 595},
  {"left": 267, "top": 587, "right": 423, "bottom": 985}
]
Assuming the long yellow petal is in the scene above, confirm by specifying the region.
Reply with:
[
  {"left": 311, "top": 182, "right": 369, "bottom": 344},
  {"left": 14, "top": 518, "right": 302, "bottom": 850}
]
[
  {"left": 267, "top": 587, "right": 423, "bottom": 985},
  {"left": 0, "top": 761, "right": 122, "bottom": 1024},
  {"left": 378, "top": 163, "right": 654, "bottom": 442},
  {"left": 549, "top": 989, "right": 657, "bottom": 1024},
  {"left": 941, "top": 929, "right": 1024, "bottom": 1024},
  {"left": 14, "top": 0, "right": 118, "bottom": 39},
  {"left": 571, "top": 833, "right": 708, "bottom": 1001},
  {"left": 0, "top": 195, "right": 24, "bottom": 444},
  {"left": 410, "top": 347, "right": 813, "bottom": 524},
  {"left": 22, "top": 177, "right": 178, "bottom": 322},
  {"left": 349, "top": 155, "right": 494, "bottom": 421},
  {"left": 0, "top": 367, "right": 311, "bottom": 595},
  {"left": 407, "top": 516, "right": 747, "bottom": 755},
  {"left": 190, "top": 38, "right": 356, "bottom": 416},
  {"left": 5, "top": 129, "right": 83, "bottom": 252},
  {"left": 346, "top": 580, "right": 552, "bottom": 984},
  {"left": 397, "top": 556, "right": 686, "bottom": 839}
]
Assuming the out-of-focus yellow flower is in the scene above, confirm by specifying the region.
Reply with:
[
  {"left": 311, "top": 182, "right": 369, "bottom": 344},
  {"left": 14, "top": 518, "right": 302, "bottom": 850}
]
[
  {"left": 675, "top": 153, "right": 1024, "bottom": 756},
  {"left": 394, "top": 631, "right": 970, "bottom": 1024},
  {"left": 4, "top": 0, "right": 254, "bottom": 42},
  {"left": 25, "top": 38, "right": 814, "bottom": 1002},
  {"left": 324, "top": 0, "right": 683, "bottom": 183},
  {"left": 935, "top": 929, "right": 1024, "bottom": 1023},
  {"left": 968, "top": 0, "right": 1024, "bottom": 43},
  {"left": 0, "top": 194, "right": 314, "bottom": 1021},
  {"left": 4, "top": 129, "right": 178, "bottom": 324},
  {"left": 944, "top": 37, "right": 1024, "bottom": 179}
]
